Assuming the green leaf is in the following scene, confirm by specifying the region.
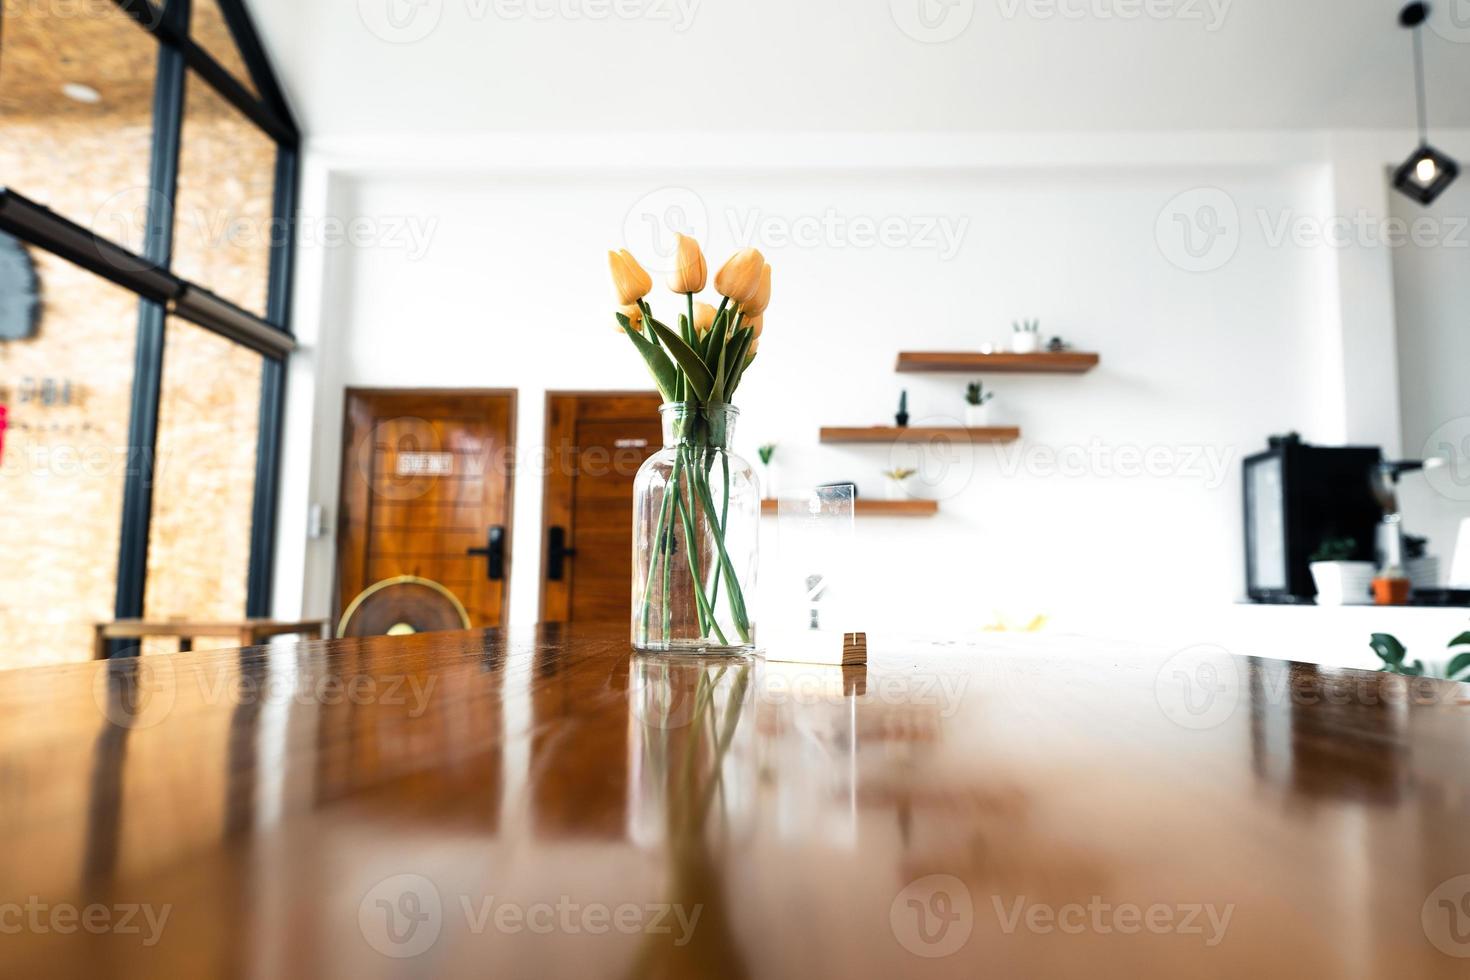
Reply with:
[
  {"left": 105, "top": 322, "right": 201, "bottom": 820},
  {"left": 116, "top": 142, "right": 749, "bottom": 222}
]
[
  {"left": 1446, "top": 651, "right": 1470, "bottom": 680},
  {"left": 1404, "top": 660, "right": 1426, "bottom": 677},
  {"left": 619, "top": 319, "right": 677, "bottom": 402},
  {"left": 709, "top": 319, "right": 731, "bottom": 403},
  {"left": 1448, "top": 632, "right": 1470, "bottom": 649},
  {"left": 1370, "top": 633, "right": 1407, "bottom": 666},
  {"left": 724, "top": 327, "right": 753, "bottom": 395},
  {"left": 647, "top": 317, "right": 714, "bottom": 401}
]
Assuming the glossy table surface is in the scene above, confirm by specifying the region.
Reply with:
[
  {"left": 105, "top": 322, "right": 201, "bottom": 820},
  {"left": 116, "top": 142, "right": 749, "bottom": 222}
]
[{"left": 4, "top": 626, "right": 1470, "bottom": 978}]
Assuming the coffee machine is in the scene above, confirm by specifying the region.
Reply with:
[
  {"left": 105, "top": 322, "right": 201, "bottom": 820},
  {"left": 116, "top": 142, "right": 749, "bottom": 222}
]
[{"left": 1243, "top": 434, "right": 1382, "bottom": 603}]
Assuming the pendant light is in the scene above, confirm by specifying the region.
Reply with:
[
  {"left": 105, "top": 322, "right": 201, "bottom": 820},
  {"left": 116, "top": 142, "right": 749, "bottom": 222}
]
[{"left": 1392, "top": 3, "right": 1459, "bottom": 205}]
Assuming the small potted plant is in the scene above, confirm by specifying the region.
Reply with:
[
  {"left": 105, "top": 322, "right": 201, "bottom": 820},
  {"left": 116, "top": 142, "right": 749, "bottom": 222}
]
[
  {"left": 964, "top": 381, "right": 994, "bottom": 427},
  {"left": 1011, "top": 318, "right": 1041, "bottom": 354},
  {"left": 757, "top": 443, "right": 778, "bottom": 498},
  {"left": 1310, "top": 537, "right": 1376, "bottom": 606},
  {"left": 882, "top": 467, "right": 918, "bottom": 501}
]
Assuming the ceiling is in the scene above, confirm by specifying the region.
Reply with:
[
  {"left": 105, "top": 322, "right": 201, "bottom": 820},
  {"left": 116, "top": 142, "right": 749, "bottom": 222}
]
[
  {"left": 0, "top": 0, "right": 256, "bottom": 119},
  {"left": 239, "top": 0, "right": 1470, "bottom": 135}
]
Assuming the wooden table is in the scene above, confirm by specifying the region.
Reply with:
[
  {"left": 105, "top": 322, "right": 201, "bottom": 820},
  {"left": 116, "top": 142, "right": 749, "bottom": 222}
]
[
  {"left": 6, "top": 627, "right": 1470, "bottom": 977},
  {"left": 92, "top": 618, "right": 329, "bottom": 659}
]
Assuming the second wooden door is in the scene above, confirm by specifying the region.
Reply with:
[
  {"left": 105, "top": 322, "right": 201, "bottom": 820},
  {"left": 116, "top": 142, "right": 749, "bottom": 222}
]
[{"left": 539, "top": 392, "right": 663, "bottom": 623}]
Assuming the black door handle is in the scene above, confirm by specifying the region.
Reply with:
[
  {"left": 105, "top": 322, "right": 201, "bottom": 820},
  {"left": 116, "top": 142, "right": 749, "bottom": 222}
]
[
  {"left": 547, "top": 526, "right": 577, "bottom": 582},
  {"left": 466, "top": 526, "right": 505, "bottom": 581}
]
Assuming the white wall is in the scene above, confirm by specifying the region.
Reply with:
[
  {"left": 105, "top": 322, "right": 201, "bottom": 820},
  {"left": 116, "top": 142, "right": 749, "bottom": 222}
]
[
  {"left": 273, "top": 131, "right": 1467, "bottom": 655},
  {"left": 1391, "top": 176, "right": 1470, "bottom": 585}
]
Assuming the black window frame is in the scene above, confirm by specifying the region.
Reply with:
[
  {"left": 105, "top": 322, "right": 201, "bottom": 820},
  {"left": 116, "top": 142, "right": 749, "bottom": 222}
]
[{"left": 0, "top": 0, "right": 300, "bottom": 647}]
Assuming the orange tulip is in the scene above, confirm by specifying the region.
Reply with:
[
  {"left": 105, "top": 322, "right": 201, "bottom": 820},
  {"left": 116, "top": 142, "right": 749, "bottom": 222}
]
[
  {"left": 742, "top": 264, "right": 771, "bottom": 317},
  {"left": 619, "top": 304, "right": 644, "bottom": 333},
  {"left": 743, "top": 314, "right": 763, "bottom": 339},
  {"left": 667, "top": 234, "right": 707, "bottom": 295},
  {"left": 714, "top": 247, "right": 765, "bottom": 305},
  {"left": 608, "top": 249, "right": 652, "bottom": 306},
  {"left": 692, "top": 302, "right": 717, "bottom": 337}
]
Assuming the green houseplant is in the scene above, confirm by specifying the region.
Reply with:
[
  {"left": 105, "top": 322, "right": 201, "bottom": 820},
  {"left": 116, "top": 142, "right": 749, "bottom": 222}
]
[
  {"left": 882, "top": 466, "right": 918, "bottom": 502},
  {"left": 1309, "top": 537, "right": 1375, "bottom": 606},
  {"left": 1011, "top": 318, "right": 1041, "bottom": 354},
  {"left": 964, "top": 380, "right": 994, "bottom": 427},
  {"left": 757, "top": 443, "right": 778, "bottom": 499},
  {"left": 1369, "top": 630, "right": 1470, "bottom": 680}
]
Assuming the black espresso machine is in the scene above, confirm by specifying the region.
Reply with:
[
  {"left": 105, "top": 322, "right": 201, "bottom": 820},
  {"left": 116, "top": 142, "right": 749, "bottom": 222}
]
[{"left": 1243, "top": 433, "right": 1382, "bottom": 603}]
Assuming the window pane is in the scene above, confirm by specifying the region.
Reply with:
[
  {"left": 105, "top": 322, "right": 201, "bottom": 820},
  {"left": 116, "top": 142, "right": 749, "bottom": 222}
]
[
  {"left": 143, "top": 318, "right": 260, "bottom": 637},
  {"left": 190, "top": 0, "right": 261, "bottom": 99},
  {"left": 0, "top": 0, "right": 158, "bottom": 254},
  {"left": 0, "top": 244, "right": 138, "bottom": 669},
  {"left": 172, "top": 71, "right": 275, "bottom": 317}
]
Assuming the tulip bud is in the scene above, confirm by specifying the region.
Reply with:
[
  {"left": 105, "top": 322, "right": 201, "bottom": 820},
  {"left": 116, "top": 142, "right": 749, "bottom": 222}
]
[
  {"left": 608, "top": 249, "right": 652, "bottom": 306},
  {"left": 714, "top": 247, "right": 765, "bottom": 305},
  {"left": 743, "top": 314, "right": 763, "bottom": 339},
  {"left": 692, "top": 302, "right": 717, "bottom": 337},
  {"left": 619, "top": 304, "right": 644, "bottom": 333},
  {"left": 742, "top": 264, "right": 771, "bottom": 317},
  {"left": 667, "top": 234, "right": 708, "bottom": 295},
  {"left": 745, "top": 336, "right": 760, "bottom": 362}
]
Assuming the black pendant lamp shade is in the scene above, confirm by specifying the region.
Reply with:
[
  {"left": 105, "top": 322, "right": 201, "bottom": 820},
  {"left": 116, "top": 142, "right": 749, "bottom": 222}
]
[{"left": 1394, "top": 3, "right": 1459, "bottom": 205}]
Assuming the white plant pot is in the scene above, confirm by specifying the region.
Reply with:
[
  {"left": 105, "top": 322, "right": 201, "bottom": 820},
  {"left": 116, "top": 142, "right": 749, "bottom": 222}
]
[
  {"left": 760, "top": 463, "right": 778, "bottom": 499},
  {"left": 1310, "top": 561, "right": 1376, "bottom": 606},
  {"left": 885, "top": 478, "right": 911, "bottom": 502},
  {"left": 964, "top": 403, "right": 992, "bottom": 427},
  {"left": 1010, "top": 332, "right": 1042, "bottom": 354}
]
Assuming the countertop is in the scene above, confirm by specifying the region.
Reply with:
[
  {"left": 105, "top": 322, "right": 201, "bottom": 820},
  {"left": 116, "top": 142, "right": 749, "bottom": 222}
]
[{"left": 3, "top": 626, "right": 1470, "bottom": 977}]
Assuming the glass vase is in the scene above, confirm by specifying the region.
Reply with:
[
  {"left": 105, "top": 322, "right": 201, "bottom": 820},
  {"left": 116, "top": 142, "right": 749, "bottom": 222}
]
[{"left": 632, "top": 403, "right": 759, "bottom": 654}]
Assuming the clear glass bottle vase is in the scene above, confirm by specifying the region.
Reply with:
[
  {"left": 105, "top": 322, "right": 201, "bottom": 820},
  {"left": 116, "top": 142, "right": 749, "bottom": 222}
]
[{"left": 632, "top": 403, "right": 758, "bottom": 654}]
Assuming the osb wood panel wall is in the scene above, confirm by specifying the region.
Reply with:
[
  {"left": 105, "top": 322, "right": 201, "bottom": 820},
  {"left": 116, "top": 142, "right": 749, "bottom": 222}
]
[{"left": 1, "top": 4, "right": 272, "bottom": 668}]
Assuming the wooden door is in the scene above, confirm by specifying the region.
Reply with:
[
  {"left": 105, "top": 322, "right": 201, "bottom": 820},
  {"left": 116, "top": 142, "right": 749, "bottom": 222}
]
[
  {"left": 539, "top": 392, "right": 663, "bottom": 623},
  {"left": 337, "top": 390, "right": 516, "bottom": 630}
]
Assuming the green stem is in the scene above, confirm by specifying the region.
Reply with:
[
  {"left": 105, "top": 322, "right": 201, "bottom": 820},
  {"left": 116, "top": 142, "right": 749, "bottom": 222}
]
[
  {"left": 673, "top": 451, "right": 727, "bottom": 645},
  {"left": 660, "top": 505, "right": 673, "bottom": 640},
  {"left": 696, "top": 665, "right": 751, "bottom": 823},
  {"left": 703, "top": 450, "right": 731, "bottom": 615},
  {"left": 689, "top": 468, "right": 751, "bottom": 643},
  {"left": 670, "top": 458, "right": 707, "bottom": 637},
  {"left": 639, "top": 450, "right": 679, "bottom": 642}
]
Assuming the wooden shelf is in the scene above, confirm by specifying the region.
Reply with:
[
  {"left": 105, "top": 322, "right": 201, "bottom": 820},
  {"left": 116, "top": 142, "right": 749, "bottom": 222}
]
[
  {"left": 895, "top": 351, "right": 1100, "bottom": 374},
  {"left": 819, "top": 426, "right": 1020, "bottom": 444},
  {"left": 762, "top": 499, "right": 938, "bottom": 517}
]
